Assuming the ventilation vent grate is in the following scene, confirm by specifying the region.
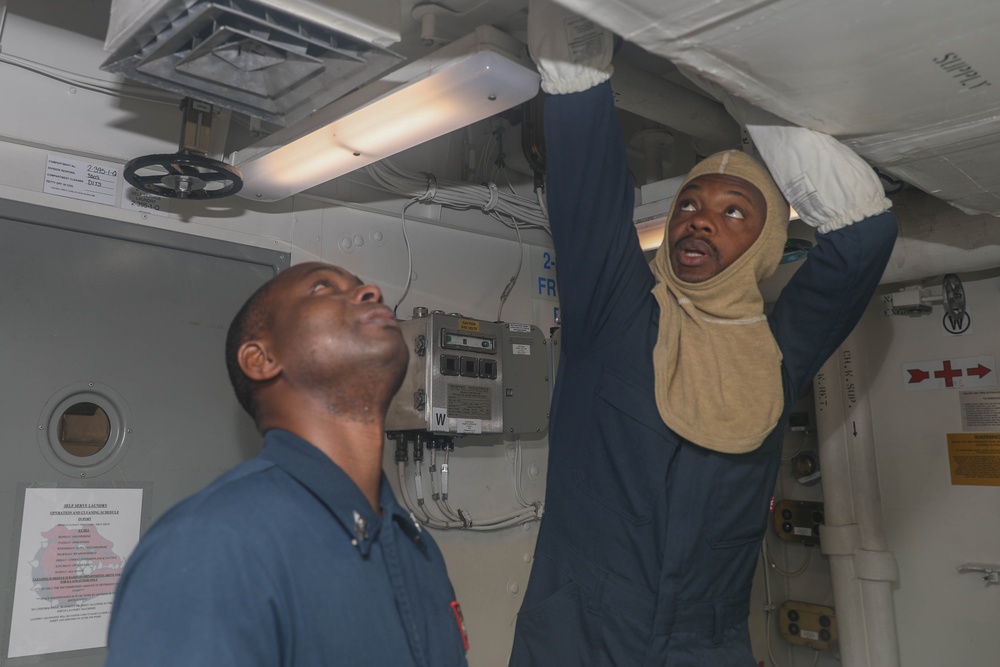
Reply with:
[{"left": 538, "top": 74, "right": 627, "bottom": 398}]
[{"left": 103, "top": 0, "right": 402, "bottom": 125}]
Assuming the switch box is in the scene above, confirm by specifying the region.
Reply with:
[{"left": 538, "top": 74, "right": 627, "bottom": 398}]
[
  {"left": 385, "top": 311, "right": 549, "bottom": 436},
  {"left": 778, "top": 600, "right": 837, "bottom": 651},
  {"left": 773, "top": 499, "right": 824, "bottom": 546}
]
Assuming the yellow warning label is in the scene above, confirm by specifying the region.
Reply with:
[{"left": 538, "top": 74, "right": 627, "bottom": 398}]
[
  {"left": 458, "top": 319, "right": 480, "bottom": 333},
  {"left": 947, "top": 433, "right": 1000, "bottom": 486}
]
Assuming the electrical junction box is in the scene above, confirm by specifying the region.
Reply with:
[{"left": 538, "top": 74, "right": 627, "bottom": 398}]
[
  {"left": 385, "top": 310, "right": 549, "bottom": 436},
  {"left": 778, "top": 600, "right": 838, "bottom": 651},
  {"left": 773, "top": 499, "right": 824, "bottom": 546}
]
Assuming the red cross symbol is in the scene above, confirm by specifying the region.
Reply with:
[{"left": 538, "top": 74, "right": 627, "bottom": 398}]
[{"left": 934, "top": 360, "right": 963, "bottom": 387}]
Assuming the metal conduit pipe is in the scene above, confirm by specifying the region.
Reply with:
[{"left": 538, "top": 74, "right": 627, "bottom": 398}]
[
  {"left": 837, "top": 337, "right": 899, "bottom": 667},
  {"left": 813, "top": 331, "right": 900, "bottom": 667},
  {"left": 610, "top": 60, "right": 741, "bottom": 153},
  {"left": 812, "top": 353, "right": 870, "bottom": 667},
  {"left": 763, "top": 188, "right": 1000, "bottom": 303},
  {"left": 881, "top": 188, "right": 1000, "bottom": 285}
]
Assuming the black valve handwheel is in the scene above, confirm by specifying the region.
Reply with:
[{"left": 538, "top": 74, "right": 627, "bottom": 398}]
[{"left": 124, "top": 152, "right": 243, "bottom": 200}]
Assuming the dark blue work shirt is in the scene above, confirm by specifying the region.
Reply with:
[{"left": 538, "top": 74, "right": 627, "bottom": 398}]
[{"left": 106, "top": 429, "right": 468, "bottom": 667}]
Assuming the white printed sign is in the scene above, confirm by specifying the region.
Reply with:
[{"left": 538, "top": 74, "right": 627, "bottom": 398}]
[
  {"left": 960, "top": 390, "right": 1000, "bottom": 431},
  {"left": 7, "top": 487, "right": 143, "bottom": 659},
  {"left": 44, "top": 155, "right": 120, "bottom": 206},
  {"left": 902, "top": 356, "right": 996, "bottom": 391},
  {"left": 122, "top": 185, "right": 169, "bottom": 217},
  {"left": 456, "top": 419, "right": 482, "bottom": 434}
]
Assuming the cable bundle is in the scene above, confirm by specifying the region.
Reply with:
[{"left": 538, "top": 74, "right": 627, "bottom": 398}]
[
  {"left": 393, "top": 434, "right": 542, "bottom": 532},
  {"left": 365, "top": 160, "right": 550, "bottom": 234}
]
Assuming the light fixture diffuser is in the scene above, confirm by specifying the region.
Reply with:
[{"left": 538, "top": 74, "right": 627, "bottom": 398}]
[{"left": 234, "top": 26, "right": 540, "bottom": 201}]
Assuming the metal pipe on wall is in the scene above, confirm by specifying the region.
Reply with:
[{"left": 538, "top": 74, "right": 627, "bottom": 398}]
[
  {"left": 881, "top": 188, "right": 1000, "bottom": 285},
  {"left": 813, "top": 329, "right": 901, "bottom": 667},
  {"left": 813, "top": 352, "right": 871, "bottom": 667},
  {"left": 762, "top": 187, "right": 1000, "bottom": 303}
]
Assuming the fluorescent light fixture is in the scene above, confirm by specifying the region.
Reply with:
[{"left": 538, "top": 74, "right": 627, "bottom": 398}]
[
  {"left": 234, "top": 26, "right": 540, "bottom": 201},
  {"left": 636, "top": 218, "right": 668, "bottom": 251}
]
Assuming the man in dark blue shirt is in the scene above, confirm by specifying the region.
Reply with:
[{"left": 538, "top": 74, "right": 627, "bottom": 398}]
[{"left": 106, "top": 262, "right": 469, "bottom": 667}]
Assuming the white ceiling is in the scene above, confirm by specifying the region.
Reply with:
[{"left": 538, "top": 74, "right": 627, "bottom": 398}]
[{"left": 5, "top": 0, "right": 1000, "bottom": 226}]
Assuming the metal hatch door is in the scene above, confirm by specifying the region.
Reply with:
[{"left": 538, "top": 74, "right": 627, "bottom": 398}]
[{"left": 0, "top": 199, "right": 288, "bottom": 665}]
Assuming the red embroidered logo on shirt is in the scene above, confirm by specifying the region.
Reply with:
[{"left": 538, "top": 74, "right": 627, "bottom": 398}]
[{"left": 450, "top": 600, "right": 469, "bottom": 651}]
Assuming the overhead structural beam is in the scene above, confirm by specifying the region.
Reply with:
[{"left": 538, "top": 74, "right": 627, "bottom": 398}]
[{"left": 611, "top": 61, "right": 741, "bottom": 154}]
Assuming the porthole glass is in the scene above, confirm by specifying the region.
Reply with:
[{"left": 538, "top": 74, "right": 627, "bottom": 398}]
[
  {"left": 38, "top": 382, "right": 131, "bottom": 477},
  {"left": 57, "top": 402, "right": 111, "bottom": 457}
]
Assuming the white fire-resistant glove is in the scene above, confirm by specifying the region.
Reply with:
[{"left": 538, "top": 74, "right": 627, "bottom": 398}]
[
  {"left": 746, "top": 123, "right": 892, "bottom": 234},
  {"left": 527, "top": 0, "right": 614, "bottom": 95},
  {"left": 683, "top": 68, "right": 891, "bottom": 234}
]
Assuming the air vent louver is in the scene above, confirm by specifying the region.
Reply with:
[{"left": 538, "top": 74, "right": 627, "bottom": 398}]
[{"left": 103, "top": 0, "right": 402, "bottom": 125}]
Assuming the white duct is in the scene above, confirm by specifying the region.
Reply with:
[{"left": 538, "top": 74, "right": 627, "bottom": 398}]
[
  {"left": 555, "top": 0, "right": 1000, "bottom": 217},
  {"left": 882, "top": 188, "right": 1000, "bottom": 285},
  {"left": 813, "top": 332, "right": 900, "bottom": 667},
  {"left": 759, "top": 187, "right": 1000, "bottom": 304}
]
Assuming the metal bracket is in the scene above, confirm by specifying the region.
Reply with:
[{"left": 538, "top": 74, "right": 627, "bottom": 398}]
[
  {"left": 884, "top": 273, "right": 967, "bottom": 320},
  {"left": 957, "top": 562, "right": 1000, "bottom": 584}
]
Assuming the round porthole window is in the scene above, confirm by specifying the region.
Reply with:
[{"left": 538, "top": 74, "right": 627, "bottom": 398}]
[
  {"left": 57, "top": 402, "right": 111, "bottom": 457},
  {"left": 38, "top": 382, "right": 131, "bottom": 477}
]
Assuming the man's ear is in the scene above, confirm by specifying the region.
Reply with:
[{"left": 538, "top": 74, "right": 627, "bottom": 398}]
[{"left": 238, "top": 340, "right": 282, "bottom": 382}]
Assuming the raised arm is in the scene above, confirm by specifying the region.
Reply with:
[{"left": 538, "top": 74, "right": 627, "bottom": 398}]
[
  {"left": 749, "top": 121, "right": 898, "bottom": 397},
  {"left": 529, "top": 0, "right": 654, "bottom": 355},
  {"left": 770, "top": 211, "right": 897, "bottom": 399}
]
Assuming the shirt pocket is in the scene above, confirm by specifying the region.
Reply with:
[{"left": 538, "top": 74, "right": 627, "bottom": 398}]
[
  {"left": 576, "top": 367, "right": 675, "bottom": 525},
  {"left": 704, "top": 445, "right": 780, "bottom": 549}
]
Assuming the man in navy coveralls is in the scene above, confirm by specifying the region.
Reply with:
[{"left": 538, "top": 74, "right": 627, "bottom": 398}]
[{"left": 510, "top": 2, "right": 898, "bottom": 665}]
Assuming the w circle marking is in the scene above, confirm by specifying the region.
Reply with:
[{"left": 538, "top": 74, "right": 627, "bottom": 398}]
[{"left": 943, "top": 311, "right": 971, "bottom": 335}]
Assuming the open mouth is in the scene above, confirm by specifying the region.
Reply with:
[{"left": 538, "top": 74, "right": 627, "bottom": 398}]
[{"left": 674, "top": 237, "right": 717, "bottom": 267}]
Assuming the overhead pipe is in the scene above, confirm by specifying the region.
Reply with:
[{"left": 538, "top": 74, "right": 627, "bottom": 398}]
[
  {"left": 813, "top": 331, "right": 900, "bottom": 667},
  {"left": 881, "top": 188, "right": 1000, "bottom": 284},
  {"left": 759, "top": 186, "right": 1000, "bottom": 303}
]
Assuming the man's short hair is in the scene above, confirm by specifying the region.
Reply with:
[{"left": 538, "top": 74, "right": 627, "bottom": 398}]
[{"left": 225, "top": 279, "right": 279, "bottom": 421}]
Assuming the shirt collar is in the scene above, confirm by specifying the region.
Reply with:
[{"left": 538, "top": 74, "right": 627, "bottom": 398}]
[{"left": 259, "top": 429, "right": 422, "bottom": 556}]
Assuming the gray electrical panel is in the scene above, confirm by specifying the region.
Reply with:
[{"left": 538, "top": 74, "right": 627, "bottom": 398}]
[{"left": 386, "top": 311, "right": 549, "bottom": 436}]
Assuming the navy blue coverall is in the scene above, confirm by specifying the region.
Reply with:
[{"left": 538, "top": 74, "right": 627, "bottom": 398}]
[{"left": 509, "top": 82, "right": 897, "bottom": 666}]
